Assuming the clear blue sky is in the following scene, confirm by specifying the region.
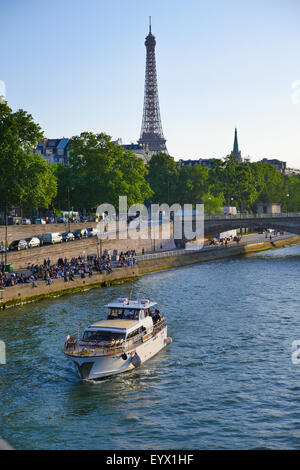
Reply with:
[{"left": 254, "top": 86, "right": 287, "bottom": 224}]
[{"left": 1, "top": 0, "right": 300, "bottom": 166}]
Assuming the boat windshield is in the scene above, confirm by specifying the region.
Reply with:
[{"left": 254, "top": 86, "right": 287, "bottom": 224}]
[
  {"left": 107, "top": 308, "right": 140, "bottom": 320},
  {"left": 83, "top": 330, "right": 125, "bottom": 341}
]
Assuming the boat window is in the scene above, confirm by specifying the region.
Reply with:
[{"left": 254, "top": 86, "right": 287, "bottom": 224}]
[
  {"left": 83, "top": 330, "right": 125, "bottom": 341},
  {"left": 107, "top": 308, "right": 125, "bottom": 319},
  {"left": 127, "top": 326, "right": 146, "bottom": 339},
  {"left": 123, "top": 309, "right": 139, "bottom": 320}
]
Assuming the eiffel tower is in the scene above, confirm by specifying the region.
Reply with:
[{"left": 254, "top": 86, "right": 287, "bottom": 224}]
[{"left": 138, "top": 18, "right": 168, "bottom": 154}]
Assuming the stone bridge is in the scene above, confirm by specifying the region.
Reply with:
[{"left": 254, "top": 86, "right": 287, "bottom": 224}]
[{"left": 203, "top": 213, "right": 300, "bottom": 237}]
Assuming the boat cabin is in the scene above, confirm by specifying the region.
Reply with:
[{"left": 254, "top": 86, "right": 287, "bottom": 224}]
[
  {"left": 79, "top": 299, "right": 160, "bottom": 348},
  {"left": 105, "top": 298, "right": 158, "bottom": 321}
]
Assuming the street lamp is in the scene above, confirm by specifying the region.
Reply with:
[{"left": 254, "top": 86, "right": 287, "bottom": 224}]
[
  {"left": 67, "top": 186, "right": 74, "bottom": 232},
  {"left": 286, "top": 193, "right": 290, "bottom": 216},
  {"left": 208, "top": 197, "right": 212, "bottom": 217}
]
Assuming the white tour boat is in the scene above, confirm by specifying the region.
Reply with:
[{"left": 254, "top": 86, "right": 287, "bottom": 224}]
[{"left": 64, "top": 298, "right": 172, "bottom": 380}]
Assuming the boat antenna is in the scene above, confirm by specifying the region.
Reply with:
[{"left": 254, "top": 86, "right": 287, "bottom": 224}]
[
  {"left": 77, "top": 321, "right": 82, "bottom": 343},
  {"left": 129, "top": 287, "right": 134, "bottom": 301}
]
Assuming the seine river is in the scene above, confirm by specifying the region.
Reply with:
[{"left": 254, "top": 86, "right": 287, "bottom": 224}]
[{"left": 1, "top": 245, "right": 300, "bottom": 450}]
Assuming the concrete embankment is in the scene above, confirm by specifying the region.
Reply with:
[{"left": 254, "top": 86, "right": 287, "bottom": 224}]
[
  {"left": 1, "top": 235, "right": 299, "bottom": 310},
  {"left": 2, "top": 222, "right": 175, "bottom": 269},
  {"left": 138, "top": 235, "right": 300, "bottom": 274},
  {"left": 0, "top": 266, "right": 139, "bottom": 309}
]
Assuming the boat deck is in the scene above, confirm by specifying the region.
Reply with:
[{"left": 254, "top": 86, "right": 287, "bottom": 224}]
[{"left": 65, "top": 318, "right": 167, "bottom": 358}]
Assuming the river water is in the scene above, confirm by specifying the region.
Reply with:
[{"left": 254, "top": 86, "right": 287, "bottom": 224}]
[{"left": 1, "top": 245, "right": 300, "bottom": 450}]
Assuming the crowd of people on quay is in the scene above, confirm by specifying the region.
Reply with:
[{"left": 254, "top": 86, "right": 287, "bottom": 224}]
[
  {"left": 118, "top": 250, "right": 136, "bottom": 267},
  {"left": 208, "top": 235, "right": 242, "bottom": 248},
  {"left": 0, "top": 251, "right": 137, "bottom": 289},
  {"left": 265, "top": 230, "right": 284, "bottom": 240}
]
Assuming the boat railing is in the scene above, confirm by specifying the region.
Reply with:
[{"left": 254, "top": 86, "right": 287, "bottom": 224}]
[
  {"left": 153, "top": 317, "right": 167, "bottom": 334},
  {"left": 64, "top": 318, "right": 167, "bottom": 356},
  {"left": 64, "top": 336, "right": 126, "bottom": 356}
]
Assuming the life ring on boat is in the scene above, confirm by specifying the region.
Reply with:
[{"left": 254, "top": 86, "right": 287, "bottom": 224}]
[{"left": 131, "top": 352, "right": 141, "bottom": 368}]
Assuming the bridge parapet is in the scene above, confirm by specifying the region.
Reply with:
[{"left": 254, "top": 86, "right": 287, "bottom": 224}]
[
  {"left": 190, "top": 213, "right": 300, "bottom": 238},
  {"left": 204, "top": 212, "right": 300, "bottom": 221}
]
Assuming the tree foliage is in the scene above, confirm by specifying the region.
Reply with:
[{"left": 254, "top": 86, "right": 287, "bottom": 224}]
[
  {"left": 147, "top": 153, "right": 180, "bottom": 205},
  {"left": 0, "top": 101, "right": 57, "bottom": 212},
  {"left": 55, "top": 132, "right": 153, "bottom": 211}
]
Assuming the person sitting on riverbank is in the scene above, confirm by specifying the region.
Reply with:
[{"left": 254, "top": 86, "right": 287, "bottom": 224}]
[{"left": 0, "top": 251, "right": 138, "bottom": 289}]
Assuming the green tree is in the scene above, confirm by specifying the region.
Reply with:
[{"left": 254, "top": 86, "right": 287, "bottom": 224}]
[
  {"left": 0, "top": 100, "right": 57, "bottom": 213},
  {"left": 147, "top": 153, "right": 179, "bottom": 205},
  {"left": 177, "top": 164, "right": 209, "bottom": 205},
  {"left": 214, "top": 156, "right": 258, "bottom": 211},
  {"left": 207, "top": 158, "right": 225, "bottom": 197},
  {"left": 286, "top": 175, "right": 300, "bottom": 212},
  {"left": 202, "top": 193, "right": 225, "bottom": 215},
  {"left": 252, "top": 162, "right": 286, "bottom": 208},
  {"left": 234, "top": 162, "right": 258, "bottom": 211},
  {"left": 65, "top": 132, "right": 153, "bottom": 211}
]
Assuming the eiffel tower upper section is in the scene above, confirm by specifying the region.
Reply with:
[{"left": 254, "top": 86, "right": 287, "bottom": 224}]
[{"left": 138, "top": 19, "right": 168, "bottom": 154}]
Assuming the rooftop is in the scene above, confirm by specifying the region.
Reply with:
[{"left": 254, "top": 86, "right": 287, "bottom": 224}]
[
  {"left": 105, "top": 298, "right": 157, "bottom": 310},
  {"left": 89, "top": 320, "right": 137, "bottom": 330}
]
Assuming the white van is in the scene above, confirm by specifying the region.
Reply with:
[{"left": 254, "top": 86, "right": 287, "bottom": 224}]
[{"left": 42, "top": 232, "right": 63, "bottom": 244}]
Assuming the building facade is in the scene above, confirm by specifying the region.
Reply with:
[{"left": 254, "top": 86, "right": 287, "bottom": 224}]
[
  {"left": 260, "top": 158, "right": 287, "bottom": 174},
  {"left": 178, "top": 158, "right": 218, "bottom": 168},
  {"left": 35, "top": 138, "right": 69, "bottom": 165},
  {"left": 113, "top": 139, "right": 151, "bottom": 164}
]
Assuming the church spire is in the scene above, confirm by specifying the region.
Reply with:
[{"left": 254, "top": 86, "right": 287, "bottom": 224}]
[
  {"left": 233, "top": 128, "right": 239, "bottom": 154},
  {"left": 232, "top": 127, "right": 242, "bottom": 163}
]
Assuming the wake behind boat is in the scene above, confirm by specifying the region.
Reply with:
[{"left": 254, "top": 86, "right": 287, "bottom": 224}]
[{"left": 64, "top": 298, "right": 172, "bottom": 380}]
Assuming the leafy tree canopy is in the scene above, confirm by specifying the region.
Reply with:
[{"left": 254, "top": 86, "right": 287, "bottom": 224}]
[
  {"left": 0, "top": 101, "right": 57, "bottom": 211},
  {"left": 147, "top": 153, "right": 179, "bottom": 205},
  {"left": 62, "top": 132, "right": 153, "bottom": 211}
]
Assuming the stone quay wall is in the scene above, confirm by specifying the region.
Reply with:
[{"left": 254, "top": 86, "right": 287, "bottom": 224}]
[{"left": 1, "top": 222, "right": 176, "bottom": 269}]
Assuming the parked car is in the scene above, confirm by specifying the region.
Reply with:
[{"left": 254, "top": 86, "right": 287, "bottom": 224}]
[
  {"left": 8, "top": 216, "right": 22, "bottom": 225},
  {"left": 35, "top": 235, "right": 44, "bottom": 246},
  {"left": 27, "top": 237, "right": 40, "bottom": 248},
  {"left": 56, "top": 217, "right": 65, "bottom": 223},
  {"left": 35, "top": 218, "right": 46, "bottom": 225},
  {"left": 87, "top": 227, "right": 98, "bottom": 237},
  {"left": 42, "top": 232, "right": 63, "bottom": 244},
  {"left": 62, "top": 232, "right": 75, "bottom": 242},
  {"left": 9, "top": 239, "right": 28, "bottom": 251},
  {"left": 22, "top": 218, "right": 31, "bottom": 225},
  {"left": 73, "top": 229, "right": 88, "bottom": 239}
]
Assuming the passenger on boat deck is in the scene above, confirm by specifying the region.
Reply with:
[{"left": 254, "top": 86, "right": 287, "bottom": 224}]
[
  {"left": 109, "top": 335, "right": 115, "bottom": 344},
  {"left": 154, "top": 309, "right": 161, "bottom": 323}
]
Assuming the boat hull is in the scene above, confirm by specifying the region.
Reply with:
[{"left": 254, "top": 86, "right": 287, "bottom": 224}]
[{"left": 67, "top": 327, "right": 168, "bottom": 380}]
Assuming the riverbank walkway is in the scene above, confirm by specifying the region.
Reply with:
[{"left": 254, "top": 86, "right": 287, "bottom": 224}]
[{"left": 0, "top": 231, "right": 292, "bottom": 291}]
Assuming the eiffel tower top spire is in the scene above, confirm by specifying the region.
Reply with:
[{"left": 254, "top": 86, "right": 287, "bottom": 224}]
[{"left": 138, "top": 21, "right": 167, "bottom": 154}]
